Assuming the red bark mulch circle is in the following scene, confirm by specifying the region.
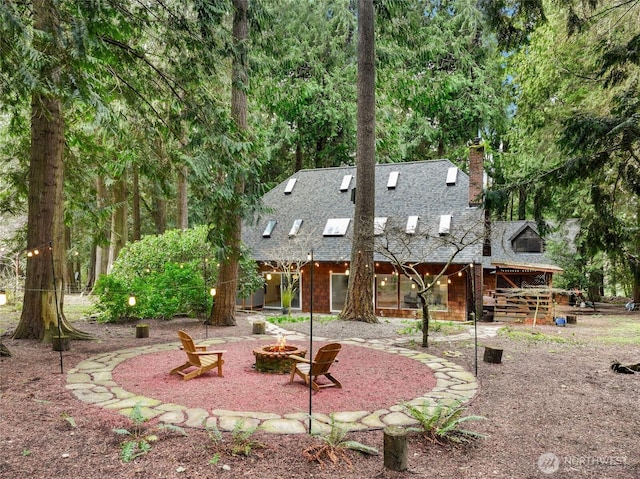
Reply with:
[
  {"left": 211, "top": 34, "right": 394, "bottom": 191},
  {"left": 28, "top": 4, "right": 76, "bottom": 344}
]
[{"left": 113, "top": 339, "right": 436, "bottom": 416}]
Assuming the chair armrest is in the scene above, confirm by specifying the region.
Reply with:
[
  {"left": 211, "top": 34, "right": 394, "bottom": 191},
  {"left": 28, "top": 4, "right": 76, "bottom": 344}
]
[
  {"left": 288, "top": 354, "right": 309, "bottom": 363},
  {"left": 193, "top": 350, "right": 226, "bottom": 356},
  {"left": 195, "top": 345, "right": 207, "bottom": 351}
]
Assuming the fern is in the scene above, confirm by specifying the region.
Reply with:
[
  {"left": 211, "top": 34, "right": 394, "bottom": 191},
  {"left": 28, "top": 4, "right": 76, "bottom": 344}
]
[{"left": 404, "top": 400, "right": 486, "bottom": 445}]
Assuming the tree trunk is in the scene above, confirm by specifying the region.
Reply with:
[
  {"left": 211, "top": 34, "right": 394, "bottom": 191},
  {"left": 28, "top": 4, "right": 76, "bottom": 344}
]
[
  {"left": 420, "top": 295, "right": 430, "bottom": 347},
  {"left": 13, "top": 1, "right": 89, "bottom": 341},
  {"left": 340, "top": 0, "right": 377, "bottom": 323},
  {"left": 176, "top": 164, "right": 189, "bottom": 229},
  {"left": 93, "top": 176, "right": 109, "bottom": 283},
  {"left": 153, "top": 191, "right": 167, "bottom": 234},
  {"left": 210, "top": 0, "right": 248, "bottom": 327},
  {"left": 132, "top": 165, "right": 141, "bottom": 241},
  {"left": 108, "top": 173, "right": 128, "bottom": 270}
]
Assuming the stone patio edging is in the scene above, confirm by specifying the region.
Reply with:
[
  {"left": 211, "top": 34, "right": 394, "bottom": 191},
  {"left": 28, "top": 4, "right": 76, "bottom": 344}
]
[{"left": 66, "top": 330, "right": 479, "bottom": 435}]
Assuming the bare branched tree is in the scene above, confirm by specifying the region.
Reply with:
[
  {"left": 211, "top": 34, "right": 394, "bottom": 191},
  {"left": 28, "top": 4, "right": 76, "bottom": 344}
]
[{"left": 376, "top": 214, "right": 485, "bottom": 347}]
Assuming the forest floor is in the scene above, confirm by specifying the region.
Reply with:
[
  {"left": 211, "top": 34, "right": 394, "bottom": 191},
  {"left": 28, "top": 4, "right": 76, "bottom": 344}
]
[{"left": 1, "top": 297, "right": 640, "bottom": 478}]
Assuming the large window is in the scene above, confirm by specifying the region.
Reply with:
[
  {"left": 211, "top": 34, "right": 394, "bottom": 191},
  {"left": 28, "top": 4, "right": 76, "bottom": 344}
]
[
  {"left": 330, "top": 274, "right": 349, "bottom": 312},
  {"left": 400, "top": 277, "right": 420, "bottom": 309},
  {"left": 263, "top": 273, "right": 300, "bottom": 309},
  {"left": 376, "top": 274, "right": 398, "bottom": 309},
  {"left": 427, "top": 277, "right": 448, "bottom": 310}
]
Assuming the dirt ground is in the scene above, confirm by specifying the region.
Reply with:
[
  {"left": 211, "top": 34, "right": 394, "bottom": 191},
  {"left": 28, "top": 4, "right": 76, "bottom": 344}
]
[{"left": 1, "top": 299, "right": 639, "bottom": 478}]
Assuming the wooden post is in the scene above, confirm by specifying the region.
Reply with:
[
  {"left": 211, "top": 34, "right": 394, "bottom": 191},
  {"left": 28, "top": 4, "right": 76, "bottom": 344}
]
[
  {"left": 136, "top": 324, "right": 149, "bottom": 338},
  {"left": 252, "top": 321, "right": 266, "bottom": 335},
  {"left": 52, "top": 335, "right": 70, "bottom": 351},
  {"left": 483, "top": 346, "right": 503, "bottom": 364},
  {"left": 383, "top": 426, "right": 408, "bottom": 472}
]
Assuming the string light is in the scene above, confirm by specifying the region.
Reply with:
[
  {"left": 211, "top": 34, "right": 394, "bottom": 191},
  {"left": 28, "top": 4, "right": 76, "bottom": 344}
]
[
  {"left": 210, "top": 287, "right": 216, "bottom": 297},
  {"left": 128, "top": 293, "right": 136, "bottom": 306},
  {"left": 0, "top": 290, "right": 6, "bottom": 306}
]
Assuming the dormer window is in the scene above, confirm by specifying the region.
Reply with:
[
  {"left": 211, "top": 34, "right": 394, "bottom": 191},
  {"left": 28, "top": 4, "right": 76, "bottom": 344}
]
[
  {"left": 439, "top": 215, "right": 452, "bottom": 235},
  {"left": 340, "top": 175, "right": 353, "bottom": 191},
  {"left": 284, "top": 178, "right": 297, "bottom": 194},
  {"left": 446, "top": 167, "right": 458, "bottom": 186},
  {"left": 263, "top": 220, "right": 277, "bottom": 237},
  {"left": 374, "top": 217, "right": 388, "bottom": 236},
  {"left": 289, "top": 219, "right": 303, "bottom": 237},
  {"left": 512, "top": 226, "right": 543, "bottom": 253},
  {"left": 387, "top": 171, "right": 399, "bottom": 189},
  {"left": 406, "top": 215, "right": 419, "bottom": 234}
]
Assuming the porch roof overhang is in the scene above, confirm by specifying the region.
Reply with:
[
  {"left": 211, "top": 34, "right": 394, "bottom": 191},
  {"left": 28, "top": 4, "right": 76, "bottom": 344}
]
[{"left": 490, "top": 261, "right": 564, "bottom": 274}]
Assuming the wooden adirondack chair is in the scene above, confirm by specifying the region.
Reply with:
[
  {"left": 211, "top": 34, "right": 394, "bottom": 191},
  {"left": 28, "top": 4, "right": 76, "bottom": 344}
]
[
  {"left": 289, "top": 342, "right": 342, "bottom": 392},
  {"left": 169, "top": 330, "right": 226, "bottom": 381}
]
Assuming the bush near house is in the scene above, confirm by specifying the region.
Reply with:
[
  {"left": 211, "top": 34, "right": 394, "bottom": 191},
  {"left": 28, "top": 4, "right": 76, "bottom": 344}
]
[{"left": 93, "top": 226, "right": 262, "bottom": 322}]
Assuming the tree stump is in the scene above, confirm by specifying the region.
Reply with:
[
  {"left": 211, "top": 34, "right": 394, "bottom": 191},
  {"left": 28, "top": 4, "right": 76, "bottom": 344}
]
[
  {"left": 383, "top": 426, "right": 408, "bottom": 472},
  {"left": 52, "top": 335, "right": 70, "bottom": 351},
  {"left": 136, "top": 324, "right": 149, "bottom": 338},
  {"left": 252, "top": 321, "right": 266, "bottom": 335},
  {"left": 566, "top": 314, "right": 577, "bottom": 325},
  {"left": 483, "top": 346, "right": 503, "bottom": 364}
]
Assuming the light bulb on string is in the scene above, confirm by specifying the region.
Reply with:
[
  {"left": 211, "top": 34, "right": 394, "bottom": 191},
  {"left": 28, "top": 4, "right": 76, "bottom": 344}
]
[
  {"left": 210, "top": 287, "right": 216, "bottom": 297},
  {"left": 128, "top": 293, "right": 136, "bottom": 307}
]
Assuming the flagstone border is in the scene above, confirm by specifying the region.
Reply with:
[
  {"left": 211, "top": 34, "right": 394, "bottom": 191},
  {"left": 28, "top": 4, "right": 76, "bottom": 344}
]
[{"left": 66, "top": 332, "right": 478, "bottom": 435}]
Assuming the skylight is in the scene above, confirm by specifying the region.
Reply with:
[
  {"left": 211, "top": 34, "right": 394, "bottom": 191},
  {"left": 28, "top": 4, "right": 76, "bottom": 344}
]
[
  {"left": 289, "top": 219, "right": 303, "bottom": 237},
  {"left": 406, "top": 215, "right": 419, "bottom": 234},
  {"left": 284, "top": 178, "right": 297, "bottom": 194},
  {"left": 323, "top": 218, "right": 351, "bottom": 236},
  {"left": 439, "top": 215, "right": 452, "bottom": 235},
  {"left": 340, "top": 174, "right": 353, "bottom": 191},
  {"left": 374, "top": 217, "right": 388, "bottom": 236},
  {"left": 263, "top": 220, "right": 277, "bottom": 237},
  {"left": 446, "top": 167, "right": 458, "bottom": 186},
  {"left": 387, "top": 171, "right": 399, "bottom": 189}
]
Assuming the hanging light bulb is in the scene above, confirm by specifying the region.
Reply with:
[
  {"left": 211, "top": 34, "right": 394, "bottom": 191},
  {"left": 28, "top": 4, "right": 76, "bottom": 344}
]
[
  {"left": 458, "top": 271, "right": 463, "bottom": 277},
  {"left": 0, "top": 290, "right": 6, "bottom": 306},
  {"left": 266, "top": 273, "right": 272, "bottom": 280},
  {"left": 448, "top": 279, "right": 452, "bottom": 284},
  {"left": 210, "top": 287, "right": 216, "bottom": 297},
  {"left": 128, "top": 293, "right": 136, "bottom": 306},
  {"left": 381, "top": 280, "right": 386, "bottom": 287},
  {"left": 345, "top": 269, "right": 350, "bottom": 276}
]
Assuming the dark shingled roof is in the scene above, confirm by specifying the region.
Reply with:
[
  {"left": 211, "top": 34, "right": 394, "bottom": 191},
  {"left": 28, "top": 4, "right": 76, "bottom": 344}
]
[{"left": 242, "top": 160, "right": 484, "bottom": 264}]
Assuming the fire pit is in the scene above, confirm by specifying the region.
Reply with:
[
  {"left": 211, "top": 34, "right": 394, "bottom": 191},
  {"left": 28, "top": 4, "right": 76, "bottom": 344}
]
[{"left": 253, "top": 336, "right": 307, "bottom": 374}]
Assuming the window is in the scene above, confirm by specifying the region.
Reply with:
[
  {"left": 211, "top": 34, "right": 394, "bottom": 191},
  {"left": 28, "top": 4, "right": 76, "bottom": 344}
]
[
  {"left": 374, "top": 217, "right": 388, "bottom": 236},
  {"left": 262, "top": 220, "right": 277, "bottom": 237},
  {"left": 427, "top": 277, "right": 448, "bottom": 311},
  {"left": 387, "top": 171, "right": 399, "bottom": 189},
  {"left": 406, "top": 215, "right": 419, "bottom": 234},
  {"left": 323, "top": 218, "right": 351, "bottom": 236},
  {"left": 400, "top": 277, "right": 420, "bottom": 309},
  {"left": 446, "top": 167, "right": 458, "bottom": 185},
  {"left": 284, "top": 178, "right": 297, "bottom": 194},
  {"left": 439, "top": 215, "right": 452, "bottom": 235},
  {"left": 330, "top": 274, "right": 349, "bottom": 312},
  {"left": 340, "top": 174, "right": 353, "bottom": 191},
  {"left": 512, "top": 227, "right": 543, "bottom": 253},
  {"left": 289, "top": 219, "right": 303, "bottom": 237},
  {"left": 376, "top": 274, "right": 399, "bottom": 309}
]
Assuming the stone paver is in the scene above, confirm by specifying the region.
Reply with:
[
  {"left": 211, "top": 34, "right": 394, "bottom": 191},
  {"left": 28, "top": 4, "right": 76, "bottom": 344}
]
[{"left": 66, "top": 317, "right": 497, "bottom": 434}]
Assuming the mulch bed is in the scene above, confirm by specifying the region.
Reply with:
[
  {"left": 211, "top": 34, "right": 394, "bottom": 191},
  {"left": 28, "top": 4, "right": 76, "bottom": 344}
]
[{"left": 2, "top": 305, "right": 640, "bottom": 478}]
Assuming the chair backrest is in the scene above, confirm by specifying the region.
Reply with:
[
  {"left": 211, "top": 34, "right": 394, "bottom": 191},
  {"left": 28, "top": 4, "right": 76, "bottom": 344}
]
[
  {"left": 310, "top": 343, "right": 341, "bottom": 375},
  {"left": 177, "top": 330, "right": 201, "bottom": 366}
]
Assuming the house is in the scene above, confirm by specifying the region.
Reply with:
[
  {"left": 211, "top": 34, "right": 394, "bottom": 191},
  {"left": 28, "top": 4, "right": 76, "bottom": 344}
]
[{"left": 240, "top": 144, "right": 566, "bottom": 322}]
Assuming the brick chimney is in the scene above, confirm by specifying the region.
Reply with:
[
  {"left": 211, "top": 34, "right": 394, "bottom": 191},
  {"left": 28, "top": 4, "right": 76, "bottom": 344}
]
[{"left": 468, "top": 138, "right": 484, "bottom": 207}]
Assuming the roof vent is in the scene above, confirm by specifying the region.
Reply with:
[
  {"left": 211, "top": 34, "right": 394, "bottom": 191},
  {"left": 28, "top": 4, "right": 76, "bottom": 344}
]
[
  {"left": 323, "top": 218, "right": 351, "bottom": 236},
  {"left": 374, "top": 217, "right": 388, "bottom": 236}
]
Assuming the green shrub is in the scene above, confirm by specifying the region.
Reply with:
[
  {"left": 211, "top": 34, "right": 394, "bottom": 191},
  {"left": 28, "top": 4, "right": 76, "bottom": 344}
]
[
  {"left": 404, "top": 400, "right": 486, "bottom": 445},
  {"left": 93, "top": 226, "right": 263, "bottom": 322}
]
